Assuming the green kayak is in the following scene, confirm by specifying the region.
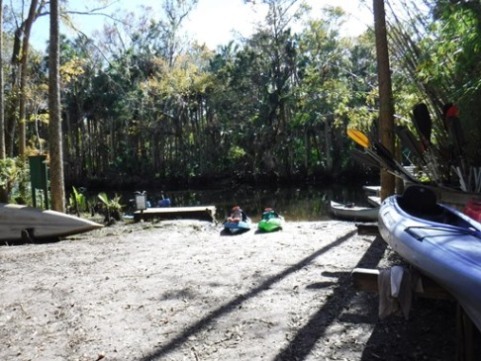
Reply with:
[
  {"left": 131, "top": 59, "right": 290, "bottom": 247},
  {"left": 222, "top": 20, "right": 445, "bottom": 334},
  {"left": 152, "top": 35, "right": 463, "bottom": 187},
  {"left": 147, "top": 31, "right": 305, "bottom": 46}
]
[{"left": 258, "top": 208, "right": 284, "bottom": 232}]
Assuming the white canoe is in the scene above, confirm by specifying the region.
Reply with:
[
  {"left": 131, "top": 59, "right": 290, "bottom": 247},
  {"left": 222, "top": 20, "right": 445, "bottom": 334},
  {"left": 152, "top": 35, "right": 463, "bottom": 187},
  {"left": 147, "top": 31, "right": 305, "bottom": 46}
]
[
  {"left": 329, "top": 201, "right": 379, "bottom": 222},
  {"left": 0, "top": 203, "right": 103, "bottom": 242}
]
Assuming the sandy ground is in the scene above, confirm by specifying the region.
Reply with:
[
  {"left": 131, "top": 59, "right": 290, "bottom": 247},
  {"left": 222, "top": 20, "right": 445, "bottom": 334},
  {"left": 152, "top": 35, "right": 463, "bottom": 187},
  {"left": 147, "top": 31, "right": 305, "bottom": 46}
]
[{"left": 0, "top": 219, "right": 457, "bottom": 361}]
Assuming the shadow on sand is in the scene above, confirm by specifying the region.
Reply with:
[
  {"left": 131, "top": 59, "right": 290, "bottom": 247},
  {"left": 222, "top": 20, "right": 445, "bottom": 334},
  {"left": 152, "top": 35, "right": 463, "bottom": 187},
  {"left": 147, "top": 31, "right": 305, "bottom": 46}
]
[
  {"left": 139, "top": 231, "right": 458, "bottom": 361},
  {"left": 139, "top": 229, "right": 358, "bottom": 361}
]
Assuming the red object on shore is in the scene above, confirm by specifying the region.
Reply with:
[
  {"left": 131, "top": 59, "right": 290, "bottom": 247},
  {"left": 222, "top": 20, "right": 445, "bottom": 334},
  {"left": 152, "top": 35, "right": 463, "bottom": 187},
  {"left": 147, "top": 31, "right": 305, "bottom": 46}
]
[{"left": 463, "top": 199, "right": 481, "bottom": 223}]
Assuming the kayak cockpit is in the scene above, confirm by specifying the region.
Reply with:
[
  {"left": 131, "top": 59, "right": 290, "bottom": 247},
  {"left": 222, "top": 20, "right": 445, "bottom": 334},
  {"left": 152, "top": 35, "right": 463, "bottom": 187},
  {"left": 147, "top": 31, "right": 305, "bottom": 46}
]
[{"left": 397, "top": 186, "right": 469, "bottom": 227}]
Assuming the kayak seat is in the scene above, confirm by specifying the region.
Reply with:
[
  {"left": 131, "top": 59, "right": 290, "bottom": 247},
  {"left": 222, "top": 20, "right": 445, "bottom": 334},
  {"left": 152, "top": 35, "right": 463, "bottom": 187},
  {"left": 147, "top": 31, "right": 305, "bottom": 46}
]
[{"left": 398, "top": 186, "right": 445, "bottom": 220}]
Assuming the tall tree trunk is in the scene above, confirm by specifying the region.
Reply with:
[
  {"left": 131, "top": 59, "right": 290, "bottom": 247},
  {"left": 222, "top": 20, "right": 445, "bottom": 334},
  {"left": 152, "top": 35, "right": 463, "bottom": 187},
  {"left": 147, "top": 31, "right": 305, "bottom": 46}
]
[
  {"left": 324, "top": 115, "right": 333, "bottom": 172},
  {"left": 49, "top": 0, "right": 65, "bottom": 212},
  {"left": 5, "top": 0, "right": 43, "bottom": 156},
  {"left": 0, "top": 0, "right": 4, "bottom": 160},
  {"left": 18, "top": 0, "right": 39, "bottom": 156},
  {"left": 374, "top": 0, "right": 395, "bottom": 200},
  {"left": 0, "top": 0, "right": 7, "bottom": 203}
]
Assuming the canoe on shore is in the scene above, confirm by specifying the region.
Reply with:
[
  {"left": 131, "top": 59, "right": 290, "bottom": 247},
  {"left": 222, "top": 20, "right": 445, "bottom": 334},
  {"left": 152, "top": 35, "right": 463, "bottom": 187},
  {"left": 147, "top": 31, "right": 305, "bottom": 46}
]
[
  {"left": 0, "top": 203, "right": 102, "bottom": 243},
  {"left": 378, "top": 185, "right": 481, "bottom": 331},
  {"left": 329, "top": 200, "right": 379, "bottom": 222}
]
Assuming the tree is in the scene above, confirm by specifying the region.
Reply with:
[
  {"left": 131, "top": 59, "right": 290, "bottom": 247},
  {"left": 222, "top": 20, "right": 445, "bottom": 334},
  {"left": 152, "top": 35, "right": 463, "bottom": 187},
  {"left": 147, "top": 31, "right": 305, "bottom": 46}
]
[
  {"left": 374, "top": 0, "right": 395, "bottom": 199},
  {"left": 49, "top": 0, "right": 65, "bottom": 212},
  {"left": 7, "top": 0, "right": 47, "bottom": 157},
  {"left": 296, "top": 10, "right": 354, "bottom": 176},
  {"left": 0, "top": 0, "right": 4, "bottom": 160},
  {"left": 0, "top": 0, "right": 7, "bottom": 203}
]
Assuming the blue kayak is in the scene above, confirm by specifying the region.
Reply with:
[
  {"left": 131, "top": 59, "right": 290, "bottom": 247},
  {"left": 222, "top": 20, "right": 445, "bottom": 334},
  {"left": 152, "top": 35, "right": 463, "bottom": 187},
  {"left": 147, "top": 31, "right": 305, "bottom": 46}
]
[
  {"left": 378, "top": 185, "right": 481, "bottom": 331},
  {"left": 223, "top": 219, "right": 251, "bottom": 234},
  {"left": 223, "top": 206, "right": 251, "bottom": 234}
]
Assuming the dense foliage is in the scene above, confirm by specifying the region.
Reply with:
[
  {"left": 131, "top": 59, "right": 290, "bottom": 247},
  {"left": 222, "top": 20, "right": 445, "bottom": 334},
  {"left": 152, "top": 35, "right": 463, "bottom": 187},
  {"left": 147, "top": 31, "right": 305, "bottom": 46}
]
[{"left": 2, "top": 0, "right": 481, "bottom": 201}]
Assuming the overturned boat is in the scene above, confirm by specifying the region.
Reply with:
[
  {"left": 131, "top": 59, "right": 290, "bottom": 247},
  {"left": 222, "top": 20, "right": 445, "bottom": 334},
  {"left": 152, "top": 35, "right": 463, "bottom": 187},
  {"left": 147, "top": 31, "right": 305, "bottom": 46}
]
[{"left": 0, "top": 203, "right": 103, "bottom": 242}]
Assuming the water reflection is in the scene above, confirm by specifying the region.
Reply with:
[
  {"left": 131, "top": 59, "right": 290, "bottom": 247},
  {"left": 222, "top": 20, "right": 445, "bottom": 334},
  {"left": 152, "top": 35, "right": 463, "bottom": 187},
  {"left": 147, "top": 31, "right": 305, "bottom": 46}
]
[{"left": 120, "top": 184, "right": 373, "bottom": 222}]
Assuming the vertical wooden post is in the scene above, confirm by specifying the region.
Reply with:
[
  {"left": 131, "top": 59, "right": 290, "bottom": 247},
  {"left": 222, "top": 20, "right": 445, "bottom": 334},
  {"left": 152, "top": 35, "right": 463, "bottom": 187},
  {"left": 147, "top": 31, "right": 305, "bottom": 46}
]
[
  {"left": 373, "top": 0, "right": 395, "bottom": 200},
  {"left": 456, "top": 304, "right": 477, "bottom": 361}
]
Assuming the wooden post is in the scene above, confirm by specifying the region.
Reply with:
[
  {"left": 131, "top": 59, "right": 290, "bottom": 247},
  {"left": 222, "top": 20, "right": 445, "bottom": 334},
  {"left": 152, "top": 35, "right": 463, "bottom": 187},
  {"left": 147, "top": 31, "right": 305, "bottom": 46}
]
[
  {"left": 373, "top": 0, "right": 395, "bottom": 200},
  {"left": 456, "top": 304, "right": 477, "bottom": 361}
]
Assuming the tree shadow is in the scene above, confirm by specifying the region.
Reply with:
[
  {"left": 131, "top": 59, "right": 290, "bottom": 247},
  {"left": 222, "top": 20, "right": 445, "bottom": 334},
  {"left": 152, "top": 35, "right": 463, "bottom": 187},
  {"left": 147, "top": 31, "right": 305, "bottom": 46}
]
[
  {"left": 272, "top": 232, "right": 458, "bottom": 361},
  {"left": 272, "top": 236, "right": 388, "bottom": 361},
  {"left": 1, "top": 236, "right": 61, "bottom": 246},
  {"left": 360, "top": 297, "right": 456, "bottom": 360},
  {"left": 139, "top": 229, "right": 358, "bottom": 361}
]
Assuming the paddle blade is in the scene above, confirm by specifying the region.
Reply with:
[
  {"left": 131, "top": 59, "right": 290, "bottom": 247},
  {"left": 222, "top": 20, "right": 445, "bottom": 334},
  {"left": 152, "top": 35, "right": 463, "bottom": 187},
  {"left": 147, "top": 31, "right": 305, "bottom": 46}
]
[
  {"left": 412, "top": 103, "right": 432, "bottom": 146},
  {"left": 347, "top": 129, "right": 370, "bottom": 148},
  {"left": 443, "top": 104, "right": 466, "bottom": 157}
]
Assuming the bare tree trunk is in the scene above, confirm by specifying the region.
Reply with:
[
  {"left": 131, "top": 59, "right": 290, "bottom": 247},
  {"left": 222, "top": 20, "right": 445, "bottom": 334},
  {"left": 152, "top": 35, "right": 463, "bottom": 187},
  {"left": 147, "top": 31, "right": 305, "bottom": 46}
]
[
  {"left": 0, "top": 0, "right": 8, "bottom": 203},
  {"left": 0, "top": 0, "right": 5, "bottom": 160},
  {"left": 18, "top": 0, "right": 39, "bottom": 156},
  {"left": 49, "top": 0, "right": 65, "bottom": 212},
  {"left": 374, "top": 0, "right": 395, "bottom": 200},
  {"left": 324, "top": 116, "right": 333, "bottom": 172}
]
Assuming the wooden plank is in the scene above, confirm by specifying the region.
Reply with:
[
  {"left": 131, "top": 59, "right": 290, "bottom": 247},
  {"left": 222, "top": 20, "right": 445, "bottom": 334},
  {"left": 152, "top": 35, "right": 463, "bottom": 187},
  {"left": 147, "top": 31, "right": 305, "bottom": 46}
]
[
  {"left": 367, "top": 196, "right": 381, "bottom": 207},
  {"left": 352, "top": 268, "right": 380, "bottom": 292},
  {"left": 133, "top": 206, "right": 216, "bottom": 222},
  {"left": 352, "top": 267, "right": 452, "bottom": 300},
  {"left": 362, "top": 185, "right": 381, "bottom": 196}
]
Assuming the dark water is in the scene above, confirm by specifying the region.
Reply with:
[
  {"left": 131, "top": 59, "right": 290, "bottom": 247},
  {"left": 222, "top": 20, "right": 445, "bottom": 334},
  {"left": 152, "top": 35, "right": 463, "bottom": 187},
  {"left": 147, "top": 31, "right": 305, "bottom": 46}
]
[{"left": 118, "top": 184, "right": 375, "bottom": 222}]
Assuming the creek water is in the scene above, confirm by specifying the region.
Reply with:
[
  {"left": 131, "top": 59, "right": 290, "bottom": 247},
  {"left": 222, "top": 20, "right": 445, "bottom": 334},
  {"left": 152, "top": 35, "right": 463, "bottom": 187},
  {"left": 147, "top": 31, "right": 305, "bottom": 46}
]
[{"left": 119, "top": 183, "right": 377, "bottom": 222}]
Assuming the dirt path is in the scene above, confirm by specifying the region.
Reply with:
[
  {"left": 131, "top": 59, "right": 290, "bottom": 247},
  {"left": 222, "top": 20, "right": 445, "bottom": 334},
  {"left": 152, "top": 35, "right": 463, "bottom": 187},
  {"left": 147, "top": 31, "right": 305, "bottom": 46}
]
[{"left": 0, "top": 220, "right": 456, "bottom": 361}]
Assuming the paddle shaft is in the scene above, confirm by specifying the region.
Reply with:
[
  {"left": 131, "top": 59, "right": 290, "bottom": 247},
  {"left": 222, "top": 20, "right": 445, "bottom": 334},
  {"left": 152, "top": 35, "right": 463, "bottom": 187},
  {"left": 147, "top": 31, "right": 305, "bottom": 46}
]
[{"left": 348, "top": 128, "right": 418, "bottom": 183}]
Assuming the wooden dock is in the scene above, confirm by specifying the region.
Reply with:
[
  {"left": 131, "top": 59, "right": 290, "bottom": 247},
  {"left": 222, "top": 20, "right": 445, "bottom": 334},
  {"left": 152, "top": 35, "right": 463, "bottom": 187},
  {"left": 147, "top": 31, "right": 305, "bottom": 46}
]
[{"left": 133, "top": 205, "right": 216, "bottom": 222}]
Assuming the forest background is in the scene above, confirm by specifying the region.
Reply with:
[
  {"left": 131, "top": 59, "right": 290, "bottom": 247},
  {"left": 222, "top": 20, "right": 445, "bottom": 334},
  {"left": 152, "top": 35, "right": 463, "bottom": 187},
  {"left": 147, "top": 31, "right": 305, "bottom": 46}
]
[{"left": 1, "top": 0, "right": 481, "bottom": 207}]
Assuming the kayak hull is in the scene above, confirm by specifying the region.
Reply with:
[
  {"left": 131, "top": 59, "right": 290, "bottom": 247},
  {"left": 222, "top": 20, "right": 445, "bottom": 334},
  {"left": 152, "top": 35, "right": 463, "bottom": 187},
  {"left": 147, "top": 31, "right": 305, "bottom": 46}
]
[
  {"left": 0, "top": 203, "right": 103, "bottom": 242},
  {"left": 223, "top": 220, "right": 251, "bottom": 234},
  {"left": 378, "top": 186, "right": 481, "bottom": 331},
  {"left": 329, "top": 201, "right": 378, "bottom": 222},
  {"left": 258, "top": 216, "right": 284, "bottom": 232}
]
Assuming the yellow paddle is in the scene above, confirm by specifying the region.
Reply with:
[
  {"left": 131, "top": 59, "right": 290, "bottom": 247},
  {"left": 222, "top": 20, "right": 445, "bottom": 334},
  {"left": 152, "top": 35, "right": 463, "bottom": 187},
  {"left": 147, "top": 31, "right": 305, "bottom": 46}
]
[
  {"left": 347, "top": 128, "right": 370, "bottom": 149},
  {"left": 347, "top": 128, "right": 419, "bottom": 183}
]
